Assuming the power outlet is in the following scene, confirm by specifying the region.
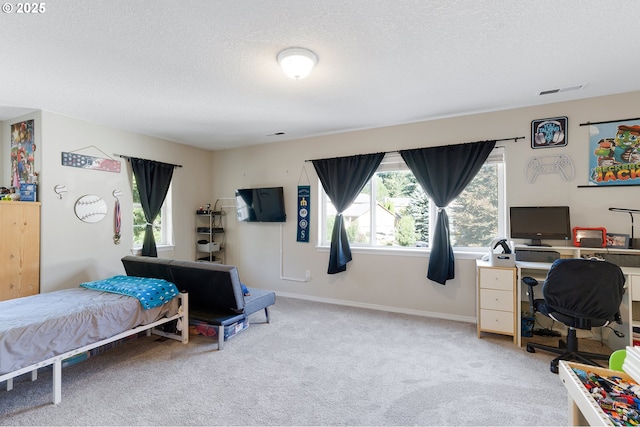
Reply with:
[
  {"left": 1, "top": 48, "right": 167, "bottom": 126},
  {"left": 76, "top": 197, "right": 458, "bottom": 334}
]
[{"left": 305, "top": 270, "right": 311, "bottom": 281}]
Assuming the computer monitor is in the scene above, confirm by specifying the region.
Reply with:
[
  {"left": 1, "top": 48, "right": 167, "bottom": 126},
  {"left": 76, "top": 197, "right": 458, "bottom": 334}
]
[{"left": 509, "top": 206, "right": 571, "bottom": 246}]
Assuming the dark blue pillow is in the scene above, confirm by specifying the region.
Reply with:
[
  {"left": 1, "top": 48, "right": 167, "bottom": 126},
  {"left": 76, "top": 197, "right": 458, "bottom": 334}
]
[{"left": 241, "top": 282, "right": 251, "bottom": 296}]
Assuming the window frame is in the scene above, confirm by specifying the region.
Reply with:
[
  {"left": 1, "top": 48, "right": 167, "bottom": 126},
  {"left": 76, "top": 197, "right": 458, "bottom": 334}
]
[{"left": 318, "top": 147, "right": 506, "bottom": 253}]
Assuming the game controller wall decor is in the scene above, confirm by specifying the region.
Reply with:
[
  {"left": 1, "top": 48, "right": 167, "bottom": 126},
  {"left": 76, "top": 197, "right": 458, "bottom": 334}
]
[
  {"left": 531, "top": 116, "right": 568, "bottom": 149},
  {"left": 525, "top": 154, "right": 575, "bottom": 183}
]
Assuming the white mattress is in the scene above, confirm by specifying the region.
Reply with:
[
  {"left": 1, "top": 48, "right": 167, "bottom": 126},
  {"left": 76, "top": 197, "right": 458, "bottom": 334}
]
[{"left": 0, "top": 287, "right": 178, "bottom": 375}]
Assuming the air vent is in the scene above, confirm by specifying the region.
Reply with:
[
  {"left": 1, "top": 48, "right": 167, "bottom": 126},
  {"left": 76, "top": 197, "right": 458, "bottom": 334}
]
[
  {"left": 539, "top": 84, "right": 583, "bottom": 96},
  {"left": 539, "top": 88, "right": 560, "bottom": 95}
]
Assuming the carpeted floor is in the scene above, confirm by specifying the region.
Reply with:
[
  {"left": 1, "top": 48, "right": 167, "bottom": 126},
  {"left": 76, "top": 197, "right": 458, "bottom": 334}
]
[{"left": 0, "top": 296, "right": 612, "bottom": 425}]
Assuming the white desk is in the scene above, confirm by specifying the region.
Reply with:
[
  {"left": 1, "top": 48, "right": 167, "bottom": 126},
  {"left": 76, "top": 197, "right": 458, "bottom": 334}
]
[{"left": 477, "top": 258, "right": 640, "bottom": 349}]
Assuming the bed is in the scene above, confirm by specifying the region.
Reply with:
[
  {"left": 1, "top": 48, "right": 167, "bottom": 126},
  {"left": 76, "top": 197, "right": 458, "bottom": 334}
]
[{"left": 0, "top": 276, "right": 189, "bottom": 404}]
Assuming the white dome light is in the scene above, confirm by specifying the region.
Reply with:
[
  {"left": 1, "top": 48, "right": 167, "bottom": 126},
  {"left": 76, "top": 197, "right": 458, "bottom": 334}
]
[{"left": 277, "top": 47, "right": 318, "bottom": 80}]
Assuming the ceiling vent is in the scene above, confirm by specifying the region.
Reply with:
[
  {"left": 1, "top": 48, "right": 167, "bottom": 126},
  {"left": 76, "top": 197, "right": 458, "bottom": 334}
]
[{"left": 539, "top": 84, "right": 583, "bottom": 96}]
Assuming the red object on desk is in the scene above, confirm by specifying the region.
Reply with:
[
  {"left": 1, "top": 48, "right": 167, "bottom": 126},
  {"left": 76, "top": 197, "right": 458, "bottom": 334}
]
[{"left": 572, "top": 227, "right": 607, "bottom": 247}]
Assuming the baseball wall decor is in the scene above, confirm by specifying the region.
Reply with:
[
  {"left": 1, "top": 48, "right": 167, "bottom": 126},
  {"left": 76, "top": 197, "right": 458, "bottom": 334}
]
[
  {"left": 61, "top": 151, "right": 121, "bottom": 173},
  {"left": 74, "top": 194, "right": 108, "bottom": 223}
]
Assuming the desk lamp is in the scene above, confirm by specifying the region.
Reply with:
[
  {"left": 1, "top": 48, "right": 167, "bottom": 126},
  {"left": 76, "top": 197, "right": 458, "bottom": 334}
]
[{"left": 609, "top": 207, "right": 640, "bottom": 248}]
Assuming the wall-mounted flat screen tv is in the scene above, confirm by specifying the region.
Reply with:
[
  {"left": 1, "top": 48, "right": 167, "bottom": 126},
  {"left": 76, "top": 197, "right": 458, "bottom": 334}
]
[
  {"left": 509, "top": 206, "right": 571, "bottom": 246},
  {"left": 236, "top": 187, "right": 286, "bottom": 223}
]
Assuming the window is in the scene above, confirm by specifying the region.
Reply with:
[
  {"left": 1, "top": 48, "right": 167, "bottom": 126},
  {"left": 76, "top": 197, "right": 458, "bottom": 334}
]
[
  {"left": 320, "top": 147, "right": 505, "bottom": 249},
  {"left": 132, "top": 177, "right": 173, "bottom": 248}
]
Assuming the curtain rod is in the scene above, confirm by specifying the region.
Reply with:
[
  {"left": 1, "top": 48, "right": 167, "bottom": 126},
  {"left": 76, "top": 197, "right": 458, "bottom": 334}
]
[
  {"left": 303, "top": 136, "right": 525, "bottom": 162},
  {"left": 579, "top": 117, "right": 640, "bottom": 126},
  {"left": 114, "top": 153, "right": 183, "bottom": 168}
]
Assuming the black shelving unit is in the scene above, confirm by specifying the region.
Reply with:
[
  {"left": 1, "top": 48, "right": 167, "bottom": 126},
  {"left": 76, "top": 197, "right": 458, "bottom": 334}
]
[{"left": 195, "top": 208, "right": 225, "bottom": 263}]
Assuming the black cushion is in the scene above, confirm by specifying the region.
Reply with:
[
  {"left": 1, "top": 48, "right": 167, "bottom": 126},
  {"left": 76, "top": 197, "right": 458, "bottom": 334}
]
[
  {"left": 169, "top": 260, "right": 245, "bottom": 313},
  {"left": 121, "top": 256, "right": 173, "bottom": 282}
]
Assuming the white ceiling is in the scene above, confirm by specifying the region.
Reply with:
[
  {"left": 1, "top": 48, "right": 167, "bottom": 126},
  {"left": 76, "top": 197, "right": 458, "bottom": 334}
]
[{"left": 1, "top": 1, "right": 639, "bottom": 151}]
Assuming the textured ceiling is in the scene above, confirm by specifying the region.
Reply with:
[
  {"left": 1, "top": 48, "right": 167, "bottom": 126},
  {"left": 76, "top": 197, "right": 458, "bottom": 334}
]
[{"left": 1, "top": 1, "right": 639, "bottom": 150}]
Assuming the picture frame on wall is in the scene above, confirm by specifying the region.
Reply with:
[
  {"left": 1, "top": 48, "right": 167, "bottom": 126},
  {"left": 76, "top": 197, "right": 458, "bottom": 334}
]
[
  {"left": 531, "top": 116, "right": 568, "bottom": 148},
  {"left": 606, "top": 233, "right": 630, "bottom": 248}
]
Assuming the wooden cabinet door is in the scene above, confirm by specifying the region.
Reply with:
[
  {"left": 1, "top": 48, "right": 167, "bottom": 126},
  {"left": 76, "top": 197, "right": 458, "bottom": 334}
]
[{"left": 0, "top": 202, "right": 40, "bottom": 301}]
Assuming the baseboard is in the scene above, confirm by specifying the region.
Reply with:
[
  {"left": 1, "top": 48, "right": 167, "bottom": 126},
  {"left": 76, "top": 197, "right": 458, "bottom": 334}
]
[{"left": 274, "top": 291, "right": 476, "bottom": 324}]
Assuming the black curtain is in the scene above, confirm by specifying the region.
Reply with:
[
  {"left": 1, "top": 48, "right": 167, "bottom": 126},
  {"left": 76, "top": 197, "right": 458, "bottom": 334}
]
[
  {"left": 400, "top": 140, "right": 496, "bottom": 285},
  {"left": 130, "top": 157, "right": 175, "bottom": 257},
  {"left": 312, "top": 153, "right": 384, "bottom": 274}
]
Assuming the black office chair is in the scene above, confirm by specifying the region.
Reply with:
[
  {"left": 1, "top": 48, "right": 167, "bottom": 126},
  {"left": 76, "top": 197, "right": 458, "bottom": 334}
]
[{"left": 523, "top": 258, "right": 625, "bottom": 374}]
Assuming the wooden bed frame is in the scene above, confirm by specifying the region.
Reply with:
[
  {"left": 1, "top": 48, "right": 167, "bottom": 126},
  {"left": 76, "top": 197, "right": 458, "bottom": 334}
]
[{"left": 0, "top": 292, "right": 189, "bottom": 405}]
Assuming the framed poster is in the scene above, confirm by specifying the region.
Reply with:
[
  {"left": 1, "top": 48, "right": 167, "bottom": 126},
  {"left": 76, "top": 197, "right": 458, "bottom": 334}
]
[
  {"left": 589, "top": 119, "right": 640, "bottom": 186},
  {"left": 531, "top": 116, "right": 568, "bottom": 148}
]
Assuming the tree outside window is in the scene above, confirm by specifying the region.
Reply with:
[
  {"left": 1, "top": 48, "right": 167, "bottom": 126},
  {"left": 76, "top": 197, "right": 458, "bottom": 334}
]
[{"left": 321, "top": 150, "right": 504, "bottom": 249}]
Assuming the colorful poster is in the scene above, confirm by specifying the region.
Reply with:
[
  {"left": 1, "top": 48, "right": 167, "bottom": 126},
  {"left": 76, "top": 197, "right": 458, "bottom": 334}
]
[
  {"left": 10, "top": 119, "right": 35, "bottom": 186},
  {"left": 589, "top": 119, "right": 640, "bottom": 186},
  {"left": 297, "top": 185, "right": 310, "bottom": 242}
]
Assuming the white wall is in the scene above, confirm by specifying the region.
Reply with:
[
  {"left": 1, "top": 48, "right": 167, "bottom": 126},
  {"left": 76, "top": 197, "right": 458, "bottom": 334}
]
[
  {"left": 2, "top": 91, "right": 638, "bottom": 321},
  {"left": 211, "top": 91, "right": 640, "bottom": 322},
  {"left": 38, "top": 111, "right": 216, "bottom": 292},
  {"left": 2, "top": 111, "right": 214, "bottom": 293}
]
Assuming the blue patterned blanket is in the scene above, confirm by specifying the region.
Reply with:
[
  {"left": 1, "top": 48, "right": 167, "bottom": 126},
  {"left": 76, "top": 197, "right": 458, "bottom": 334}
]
[{"left": 80, "top": 275, "right": 179, "bottom": 310}]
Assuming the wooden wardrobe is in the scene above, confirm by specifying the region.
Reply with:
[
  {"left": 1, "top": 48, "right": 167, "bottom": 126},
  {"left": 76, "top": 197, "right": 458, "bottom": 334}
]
[{"left": 0, "top": 201, "right": 40, "bottom": 301}]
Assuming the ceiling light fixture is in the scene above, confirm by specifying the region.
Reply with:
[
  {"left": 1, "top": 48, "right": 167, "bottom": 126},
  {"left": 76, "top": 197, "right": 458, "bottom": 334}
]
[{"left": 277, "top": 47, "right": 317, "bottom": 80}]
